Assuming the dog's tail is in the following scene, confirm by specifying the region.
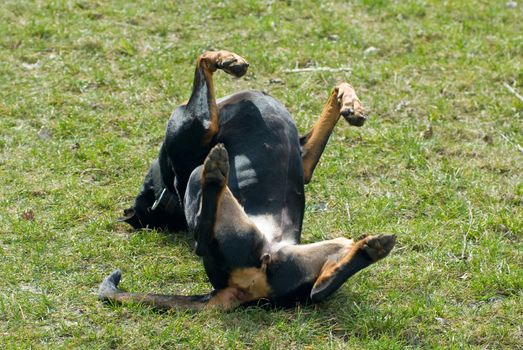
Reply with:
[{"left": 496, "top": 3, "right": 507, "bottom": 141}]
[{"left": 98, "top": 269, "right": 213, "bottom": 311}]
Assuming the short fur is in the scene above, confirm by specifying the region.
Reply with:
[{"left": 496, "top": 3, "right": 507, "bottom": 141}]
[{"left": 100, "top": 50, "right": 395, "bottom": 311}]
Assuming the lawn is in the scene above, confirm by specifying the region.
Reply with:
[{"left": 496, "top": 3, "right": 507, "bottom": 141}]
[{"left": 1, "top": 0, "right": 522, "bottom": 348}]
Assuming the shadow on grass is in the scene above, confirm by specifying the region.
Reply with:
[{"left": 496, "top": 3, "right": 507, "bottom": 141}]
[{"left": 112, "top": 225, "right": 398, "bottom": 343}]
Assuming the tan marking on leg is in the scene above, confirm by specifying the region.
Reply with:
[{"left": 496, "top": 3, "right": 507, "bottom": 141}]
[
  {"left": 311, "top": 235, "right": 395, "bottom": 292},
  {"left": 194, "top": 55, "right": 219, "bottom": 145},
  {"left": 301, "top": 83, "right": 365, "bottom": 183},
  {"left": 337, "top": 82, "right": 365, "bottom": 119},
  {"left": 311, "top": 238, "right": 366, "bottom": 291},
  {"left": 205, "top": 288, "right": 242, "bottom": 311},
  {"left": 313, "top": 260, "right": 339, "bottom": 287},
  {"left": 301, "top": 88, "right": 341, "bottom": 183}
]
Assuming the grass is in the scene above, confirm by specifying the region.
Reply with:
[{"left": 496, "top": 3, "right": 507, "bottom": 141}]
[{"left": 1, "top": 0, "right": 522, "bottom": 348}]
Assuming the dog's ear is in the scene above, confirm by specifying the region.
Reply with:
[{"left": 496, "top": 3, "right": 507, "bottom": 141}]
[{"left": 117, "top": 207, "right": 136, "bottom": 222}]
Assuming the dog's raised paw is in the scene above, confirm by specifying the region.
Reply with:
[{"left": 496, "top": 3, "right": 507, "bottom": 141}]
[
  {"left": 215, "top": 51, "right": 249, "bottom": 77},
  {"left": 203, "top": 143, "right": 229, "bottom": 187},
  {"left": 336, "top": 83, "right": 366, "bottom": 127},
  {"left": 362, "top": 234, "right": 396, "bottom": 262}
]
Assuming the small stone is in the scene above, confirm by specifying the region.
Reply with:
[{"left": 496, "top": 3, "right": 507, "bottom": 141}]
[
  {"left": 327, "top": 34, "right": 340, "bottom": 42},
  {"left": 421, "top": 125, "right": 433, "bottom": 139},
  {"left": 310, "top": 202, "right": 329, "bottom": 212},
  {"left": 506, "top": 1, "right": 517, "bottom": 8},
  {"left": 364, "top": 46, "right": 380, "bottom": 56},
  {"left": 435, "top": 317, "right": 448, "bottom": 325},
  {"left": 395, "top": 100, "right": 409, "bottom": 112},
  {"left": 22, "top": 61, "right": 41, "bottom": 70}
]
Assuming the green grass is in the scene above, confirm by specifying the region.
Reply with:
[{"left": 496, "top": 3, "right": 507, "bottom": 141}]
[{"left": 1, "top": 0, "right": 522, "bottom": 348}]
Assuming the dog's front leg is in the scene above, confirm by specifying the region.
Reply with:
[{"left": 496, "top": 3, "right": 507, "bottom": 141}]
[
  {"left": 164, "top": 51, "right": 249, "bottom": 198},
  {"left": 300, "top": 83, "right": 366, "bottom": 183},
  {"left": 193, "top": 143, "right": 230, "bottom": 256},
  {"left": 186, "top": 50, "right": 248, "bottom": 144},
  {"left": 167, "top": 50, "right": 249, "bottom": 152}
]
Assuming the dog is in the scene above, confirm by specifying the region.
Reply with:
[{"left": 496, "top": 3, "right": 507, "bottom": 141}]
[{"left": 99, "top": 50, "right": 395, "bottom": 310}]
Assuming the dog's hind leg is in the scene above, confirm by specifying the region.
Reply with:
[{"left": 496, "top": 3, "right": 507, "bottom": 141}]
[
  {"left": 300, "top": 83, "right": 366, "bottom": 183},
  {"left": 100, "top": 143, "right": 270, "bottom": 311},
  {"left": 309, "top": 234, "right": 395, "bottom": 302}
]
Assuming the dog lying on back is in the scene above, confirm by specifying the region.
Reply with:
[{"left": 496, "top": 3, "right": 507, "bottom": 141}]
[{"left": 99, "top": 50, "right": 395, "bottom": 310}]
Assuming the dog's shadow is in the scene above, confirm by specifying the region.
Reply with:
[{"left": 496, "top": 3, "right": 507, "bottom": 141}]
[
  {"left": 121, "top": 226, "right": 388, "bottom": 342},
  {"left": 215, "top": 290, "right": 388, "bottom": 344}
]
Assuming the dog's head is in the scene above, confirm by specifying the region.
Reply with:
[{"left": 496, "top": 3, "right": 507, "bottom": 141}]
[
  {"left": 119, "top": 161, "right": 186, "bottom": 231},
  {"left": 118, "top": 187, "right": 185, "bottom": 231}
]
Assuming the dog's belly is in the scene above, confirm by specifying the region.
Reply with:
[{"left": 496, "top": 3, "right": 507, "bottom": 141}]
[{"left": 216, "top": 90, "right": 305, "bottom": 242}]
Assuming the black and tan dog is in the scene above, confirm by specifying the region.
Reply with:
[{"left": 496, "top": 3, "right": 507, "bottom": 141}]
[{"left": 99, "top": 50, "right": 395, "bottom": 310}]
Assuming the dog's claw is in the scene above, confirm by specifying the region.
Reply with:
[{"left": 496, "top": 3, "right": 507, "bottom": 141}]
[{"left": 218, "top": 58, "right": 249, "bottom": 77}]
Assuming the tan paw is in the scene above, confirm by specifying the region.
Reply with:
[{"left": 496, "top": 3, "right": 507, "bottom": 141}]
[
  {"left": 202, "top": 50, "right": 249, "bottom": 77},
  {"left": 336, "top": 82, "right": 366, "bottom": 127}
]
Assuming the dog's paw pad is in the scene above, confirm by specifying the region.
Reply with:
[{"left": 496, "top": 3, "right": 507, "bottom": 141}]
[
  {"left": 362, "top": 234, "right": 396, "bottom": 262},
  {"left": 203, "top": 143, "right": 229, "bottom": 186}
]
